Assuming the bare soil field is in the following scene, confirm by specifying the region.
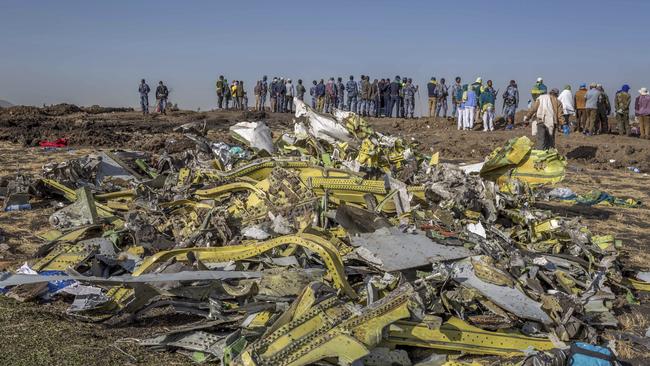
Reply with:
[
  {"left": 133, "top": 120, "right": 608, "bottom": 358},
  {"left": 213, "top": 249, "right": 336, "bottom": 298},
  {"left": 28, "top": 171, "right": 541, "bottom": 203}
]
[{"left": 0, "top": 105, "right": 649, "bottom": 365}]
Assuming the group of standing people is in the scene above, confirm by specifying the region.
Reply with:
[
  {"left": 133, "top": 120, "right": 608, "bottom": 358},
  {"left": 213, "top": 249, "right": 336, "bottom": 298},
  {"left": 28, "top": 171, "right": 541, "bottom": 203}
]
[
  {"left": 138, "top": 79, "right": 169, "bottom": 115},
  {"left": 249, "top": 75, "right": 420, "bottom": 118},
  {"left": 147, "top": 74, "right": 648, "bottom": 146},
  {"left": 524, "top": 82, "right": 650, "bottom": 150},
  {"left": 215, "top": 76, "right": 247, "bottom": 110}
]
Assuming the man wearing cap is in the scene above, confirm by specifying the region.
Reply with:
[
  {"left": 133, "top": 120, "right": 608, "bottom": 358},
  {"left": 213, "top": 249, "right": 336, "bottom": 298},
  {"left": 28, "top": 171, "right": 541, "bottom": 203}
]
[
  {"left": 584, "top": 83, "right": 601, "bottom": 135},
  {"left": 635, "top": 87, "right": 650, "bottom": 139},
  {"left": 615, "top": 85, "right": 631, "bottom": 136},
  {"left": 531, "top": 77, "right": 547, "bottom": 102},
  {"left": 524, "top": 88, "right": 562, "bottom": 150},
  {"left": 574, "top": 84, "right": 588, "bottom": 132},
  {"left": 427, "top": 77, "right": 438, "bottom": 117}
]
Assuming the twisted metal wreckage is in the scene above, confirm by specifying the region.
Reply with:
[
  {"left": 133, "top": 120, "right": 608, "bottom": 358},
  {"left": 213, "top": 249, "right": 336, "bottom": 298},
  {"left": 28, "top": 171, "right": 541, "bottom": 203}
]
[{"left": 1, "top": 98, "right": 647, "bottom": 365}]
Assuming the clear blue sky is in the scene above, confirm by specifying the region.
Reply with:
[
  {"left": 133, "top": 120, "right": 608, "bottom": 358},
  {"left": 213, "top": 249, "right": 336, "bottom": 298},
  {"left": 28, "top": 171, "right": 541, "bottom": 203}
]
[{"left": 1, "top": 0, "right": 648, "bottom": 114}]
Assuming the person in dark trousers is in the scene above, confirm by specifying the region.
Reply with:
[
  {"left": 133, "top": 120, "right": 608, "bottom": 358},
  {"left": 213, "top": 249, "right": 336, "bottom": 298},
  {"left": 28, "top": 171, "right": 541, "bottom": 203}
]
[
  {"left": 155, "top": 81, "right": 169, "bottom": 114},
  {"left": 388, "top": 76, "right": 402, "bottom": 118},
  {"left": 296, "top": 79, "right": 306, "bottom": 102},
  {"left": 138, "top": 79, "right": 150, "bottom": 115},
  {"left": 216, "top": 75, "right": 226, "bottom": 109}
]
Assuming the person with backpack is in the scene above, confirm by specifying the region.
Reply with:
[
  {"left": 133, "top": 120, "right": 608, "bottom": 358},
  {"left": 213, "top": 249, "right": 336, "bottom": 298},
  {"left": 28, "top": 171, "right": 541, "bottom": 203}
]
[
  {"left": 138, "top": 79, "right": 150, "bottom": 115},
  {"left": 155, "top": 81, "right": 169, "bottom": 115},
  {"left": 346, "top": 76, "right": 358, "bottom": 113},
  {"left": 450, "top": 77, "right": 463, "bottom": 121},
  {"left": 435, "top": 78, "right": 449, "bottom": 118},
  {"left": 502, "top": 80, "right": 519, "bottom": 128},
  {"left": 614, "top": 84, "right": 631, "bottom": 136},
  {"left": 216, "top": 75, "right": 226, "bottom": 109}
]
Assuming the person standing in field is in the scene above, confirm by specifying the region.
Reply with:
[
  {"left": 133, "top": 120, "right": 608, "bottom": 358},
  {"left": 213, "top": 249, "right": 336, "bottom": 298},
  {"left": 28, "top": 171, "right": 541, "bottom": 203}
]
[
  {"left": 596, "top": 84, "right": 611, "bottom": 134},
  {"left": 614, "top": 84, "right": 631, "bottom": 136},
  {"left": 584, "top": 83, "right": 601, "bottom": 135},
  {"left": 296, "top": 79, "right": 306, "bottom": 102},
  {"left": 450, "top": 77, "right": 463, "bottom": 122},
  {"left": 635, "top": 87, "right": 650, "bottom": 139},
  {"left": 138, "top": 79, "right": 150, "bottom": 115},
  {"left": 427, "top": 77, "right": 438, "bottom": 117},
  {"left": 502, "top": 80, "right": 519, "bottom": 128},
  {"left": 155, "top": 81, "right": 169, "bottom": 115},
  {"left": 573, "top": 83, "right": 588, "bottom": 132},
  {"left": 216, "top": 75, "right": 226, "bottom": 109},
  {"left": 557, "top": 85, "right": 575, "bottom": 130},
  {"left": 435, "top": 78, "right": 449, "bottom": 118},
  {"left": 524, "top": 88, "right": 562, "bottom": 150}
]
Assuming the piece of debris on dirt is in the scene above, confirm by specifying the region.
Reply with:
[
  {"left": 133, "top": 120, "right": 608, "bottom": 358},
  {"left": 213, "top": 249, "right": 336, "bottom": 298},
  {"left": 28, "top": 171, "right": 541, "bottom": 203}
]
[{"left": 0, "top": 99, "right": 647, "bottom": 366}]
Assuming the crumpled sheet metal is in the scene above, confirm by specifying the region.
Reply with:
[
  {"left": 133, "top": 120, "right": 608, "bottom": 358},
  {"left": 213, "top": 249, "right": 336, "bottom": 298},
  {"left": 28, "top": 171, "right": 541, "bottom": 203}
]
[
  {"left": 387, "top": 316, "right": 555, "bottom": 356},
  {"left": 230, "top": 121, "right": 275, "bottom": 154},
  {"left": 453, "top": 257, "right": 553, "bottom": 325},
  {"left": 0, "top": 105, "right": 634, "bottom": 365},
  {"left": 233, "top": 282, "right": 418, "bottom": 366},
  {"left": 479, "top": 136, "right": 567, "bottom": 188},
  {"left": 294, "top": 98, "right": 352, "bottom": 144},
  {"left": 350, "top": 227, "right": 472, "bottom": 272}
]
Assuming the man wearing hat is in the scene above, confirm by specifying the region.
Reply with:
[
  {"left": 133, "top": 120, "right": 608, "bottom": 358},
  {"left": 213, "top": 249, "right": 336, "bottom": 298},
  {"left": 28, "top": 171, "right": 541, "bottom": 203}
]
[
  {"left": 635, "top": 87, "right": 650, "bottom": 139},
  {"left": 584, "top": 83, "right": 601, "bottom": 135},
  {"left": 574, "top": 83, "right": 588, "bottom": 132}
]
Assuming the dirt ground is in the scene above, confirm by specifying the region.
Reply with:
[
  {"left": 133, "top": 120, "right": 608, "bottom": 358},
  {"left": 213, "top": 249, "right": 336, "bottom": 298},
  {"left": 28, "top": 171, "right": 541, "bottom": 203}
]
[{"left": 0, "top": 105, "right": 649, "bottom": 365}]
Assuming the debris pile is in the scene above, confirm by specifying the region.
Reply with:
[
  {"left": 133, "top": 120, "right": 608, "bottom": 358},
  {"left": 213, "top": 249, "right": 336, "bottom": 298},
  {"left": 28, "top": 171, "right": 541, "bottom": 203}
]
[{"left": 1, "top": 98, "right": 646, "bottom": 365}]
